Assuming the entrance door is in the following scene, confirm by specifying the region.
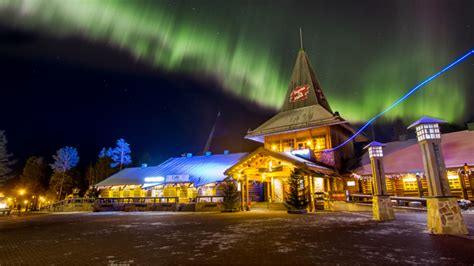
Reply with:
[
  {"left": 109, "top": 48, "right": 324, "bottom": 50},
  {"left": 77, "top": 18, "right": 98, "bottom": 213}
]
[{"left": 273, "top": 177, "right": 284, "bottom": 202}]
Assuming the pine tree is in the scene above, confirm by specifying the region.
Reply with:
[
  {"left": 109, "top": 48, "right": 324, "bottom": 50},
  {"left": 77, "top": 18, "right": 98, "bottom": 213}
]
[
  {"left": 285, "top": 169, "right": 309, "bottom": 211},
  {"left": 20, "top": 156, "right": 49, "bottom": 196},
  {"left": 218, "top": 177, "right": 240, "bottom": 211},
  {"left": 110, "top": 139, "right": 132, "bottom": 170},
  {"left": 0, "top": 130, "right": 13, "bottom": 185}
]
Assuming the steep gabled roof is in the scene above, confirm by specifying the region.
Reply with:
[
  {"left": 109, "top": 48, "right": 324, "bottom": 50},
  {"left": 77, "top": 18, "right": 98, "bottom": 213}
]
[
  {"left": 282, "top": 49, "right": 332, "bottom": 113},
  {"left": 245, "top": 46, "right": 361, "bottom": 142}
]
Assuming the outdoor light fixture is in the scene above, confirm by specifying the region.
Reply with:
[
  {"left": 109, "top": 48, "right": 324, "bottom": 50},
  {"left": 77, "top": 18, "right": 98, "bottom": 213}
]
[
  {"left": 407, "top": 117, "right": 446, "bottom": 142},
  {"left": 19, "top": 189, "right": 25, "bottom": 196},
  {"left": 364, "top": 141, "right": 385, "bottom": 158}
]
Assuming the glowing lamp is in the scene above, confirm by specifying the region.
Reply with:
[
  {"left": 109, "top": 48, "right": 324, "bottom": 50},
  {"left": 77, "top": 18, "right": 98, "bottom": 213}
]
[
  {"left": 364, "top": 141, "right": 385, "bottom": 158},
  {"left": 271, "top": 145, "right": 277, "bottom": 151},
  {"left": 19, "top": 189, "right": 25, "bottom": 196},
  {"left": 407, "top": 117, "right": 446, "bottom": 142}
]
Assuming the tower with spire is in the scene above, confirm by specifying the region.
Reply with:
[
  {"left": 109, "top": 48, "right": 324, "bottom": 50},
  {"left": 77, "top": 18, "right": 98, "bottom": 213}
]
[{"left": 245, "top": 32, "right": 365, "bottom": 171}]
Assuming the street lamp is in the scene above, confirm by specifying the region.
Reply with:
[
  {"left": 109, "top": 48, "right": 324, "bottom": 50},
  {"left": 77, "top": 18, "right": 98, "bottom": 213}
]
[
  {"left": 19, "top": 189, "right": 25, "bottom": 196},
  {"left": 408, "top": 116, "right": 467, "bottom": 235},
  {"left": 363, "top": 141, "right": 394, "bottom": 221}
]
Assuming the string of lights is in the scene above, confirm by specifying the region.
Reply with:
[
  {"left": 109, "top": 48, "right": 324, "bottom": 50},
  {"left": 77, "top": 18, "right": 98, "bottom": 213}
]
[{"left": 325, "top": 48, "right": 474, "bottom": 152}]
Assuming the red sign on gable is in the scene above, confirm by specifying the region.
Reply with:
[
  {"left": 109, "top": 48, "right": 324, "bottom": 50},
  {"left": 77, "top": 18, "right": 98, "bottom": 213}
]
[{"left": 289, "top": 84, "right": 310, "bottom": 103}]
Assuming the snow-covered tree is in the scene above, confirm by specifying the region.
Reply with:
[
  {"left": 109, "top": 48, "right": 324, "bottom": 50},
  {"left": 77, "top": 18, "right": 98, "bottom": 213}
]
[
  {"left": 0, "top": 130, "right": 13, "bottom": 185},
  {"left": 111, "top": 139, "right": 132, "bottom": 170},
  {"left": 98, "top": 147, "right": 113, "bottom": 158},
  {"left": 50, "top": 146, "right": 79, "bottom": 200}
]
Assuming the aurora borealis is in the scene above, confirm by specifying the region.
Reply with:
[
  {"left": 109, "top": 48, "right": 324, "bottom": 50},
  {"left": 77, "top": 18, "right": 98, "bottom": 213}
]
[{"left": 0, "top": 0, "right": 473, "bottom": 123}]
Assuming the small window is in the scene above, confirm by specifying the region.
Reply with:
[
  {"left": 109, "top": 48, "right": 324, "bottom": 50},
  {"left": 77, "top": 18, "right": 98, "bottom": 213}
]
[
  {"left": 447, "top": 174, "right": 461, "bottom": 189},
  {"left": 403, "top": 177, "right": 418, "bottom": 191},
  {"left": 312, "top": 135, "right": 327, "bottom": 150}
]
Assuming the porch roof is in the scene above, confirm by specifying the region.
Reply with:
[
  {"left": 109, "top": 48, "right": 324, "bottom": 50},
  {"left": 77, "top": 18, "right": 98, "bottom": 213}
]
[{"left": 224, "top": 147, "right": 335, "bottom": 176}]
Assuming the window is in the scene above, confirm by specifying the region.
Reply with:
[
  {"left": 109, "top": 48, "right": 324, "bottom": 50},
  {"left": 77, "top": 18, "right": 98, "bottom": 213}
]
[
  {"left": 269, "top": 141, "right": 280, "bottom": 151},
  {"left": 312, "top": 135, "right": 327, "bottom": 150},
  {"left": 403, "top": 177, "right": 418, "bottom": 191},
  {"left": 447, "top": 174, "right": 461, "bottom": 189},
  {"left": 282, "top": 139, "right": 295, "bottom": 152}
]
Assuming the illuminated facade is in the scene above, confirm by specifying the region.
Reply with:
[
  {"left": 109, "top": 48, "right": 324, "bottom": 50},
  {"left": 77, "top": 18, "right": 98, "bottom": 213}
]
[
  {"left": 354, "top": 130, "right": 474, "bottom": 200},
  {"left": 226, "top": 46, "right": 366, "bottom": 210},
  {"left": 96, "top": 46, "right": 364, "bottom": 211}
]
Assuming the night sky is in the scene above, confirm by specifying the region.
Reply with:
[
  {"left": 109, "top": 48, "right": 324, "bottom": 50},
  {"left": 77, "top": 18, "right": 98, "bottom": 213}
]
[{"left": 0, "top": 0, "right": 473, "bottom": 169}]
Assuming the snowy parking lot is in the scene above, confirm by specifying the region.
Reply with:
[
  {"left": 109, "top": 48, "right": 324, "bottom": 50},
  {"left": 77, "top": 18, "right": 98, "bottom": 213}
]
[{"left": 0, "top": 211, "right": 473, "bottom": 265}]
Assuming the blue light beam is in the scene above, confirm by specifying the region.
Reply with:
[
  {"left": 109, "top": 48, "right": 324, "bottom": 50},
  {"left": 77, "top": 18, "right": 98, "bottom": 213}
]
[{"left": 326, "top": 48, "right": 474, "bottom": 152}]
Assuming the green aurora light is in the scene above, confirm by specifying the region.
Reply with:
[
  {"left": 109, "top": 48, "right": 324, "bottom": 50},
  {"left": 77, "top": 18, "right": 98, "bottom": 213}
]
[{"left": 0, "top": 0, "right": 471, "bottom": 123}]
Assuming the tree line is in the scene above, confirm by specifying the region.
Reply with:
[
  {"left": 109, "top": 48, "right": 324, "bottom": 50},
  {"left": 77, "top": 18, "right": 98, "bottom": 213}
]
[{"left": 0, "top": 131, "right": 132, "bottom": 204}]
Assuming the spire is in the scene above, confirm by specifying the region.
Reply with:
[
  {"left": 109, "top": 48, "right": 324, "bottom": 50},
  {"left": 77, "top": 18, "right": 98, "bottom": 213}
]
[
  {"left": 202, "top": 111, "right": 220, "bottom": 153},
  {"left": 281, "top": 40, "right": 333, "bottom": 113},
  {"left": 299, "top": 28, "right": 304, "bottom": 50}
]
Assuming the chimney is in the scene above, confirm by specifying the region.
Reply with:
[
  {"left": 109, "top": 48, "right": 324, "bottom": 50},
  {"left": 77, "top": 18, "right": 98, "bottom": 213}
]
[
  {"left": 223, "top": 150, "right": 230, "bottom": 155},
  {"left": 205, "top": 151, "right": 212, "bottom": 156}
]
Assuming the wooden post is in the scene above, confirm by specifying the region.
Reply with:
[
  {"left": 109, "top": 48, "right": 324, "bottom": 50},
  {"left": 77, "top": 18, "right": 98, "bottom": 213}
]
[
  {"left": 240, "top": 180, "right": 245, "bottom": 211},
  {"left": 309, "top": 176, "right": 315, "bottom": 212},
  {"left": 245, "top": 175, "right": 250, "bottom": 211},
  {"left": 416, "top": 176, "right": 424, "bottom": 198},
  {"left": 271, "top": 177, "right": 275, "bottom": 201},
  {"left": 458, "top": 173, "right": 469, "bottom": 200}
]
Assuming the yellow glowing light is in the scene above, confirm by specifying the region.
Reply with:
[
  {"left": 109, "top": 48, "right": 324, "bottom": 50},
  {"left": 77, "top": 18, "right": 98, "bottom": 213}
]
[
  {"left": 403, "top": 177, "right": 417, "bottom": 182},
  {"left": 19, "top": 189, "right": 25, "bottom": 196},
  {"left": 24, "top": 200, "right": 28, "bottom": 204},
  {"left": 271, "top": 145, "right": 277, "bottom": 151},
  {"left": 447, "top": 174, "right": 459, "bottom": 180},
  {"left": 306, "top": 140, "right": 312, "bottom": 146},
  {"left": 7, "top": 197, "right": 12, "bottom": 202}
]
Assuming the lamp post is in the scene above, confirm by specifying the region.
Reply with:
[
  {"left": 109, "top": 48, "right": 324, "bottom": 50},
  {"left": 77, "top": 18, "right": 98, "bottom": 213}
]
[
  {"left": 364, "top": 141, "right": 394, "bottom": 221},
  {"left": 408, "top": 117, "right": 468, "bottom": 235}
]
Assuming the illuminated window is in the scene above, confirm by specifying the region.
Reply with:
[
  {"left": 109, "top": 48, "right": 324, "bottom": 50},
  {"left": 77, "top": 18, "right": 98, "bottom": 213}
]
[
  {"left": 296, "top": 138, "right": 308, "bottom": 150},
  {"left": 415, "top": 124, "right": 441, "bottom": 141},
  {"left": 403, "top": 177, "right": 418, "bottom": 191},
  {"left": 447, "top": 173, "right": 461, "bottom": 189},
  {"left": 368, "top": 146, "right": 383, "bottom": 158},
  {"left": 270, "top": 141, "right": 280, "bottom": 151},
  {"left": 282, "top": 139, "right": 295, "bottom": 152},
  {"left": 346, "top": 181, "right": 356, "bottom": 187},
  {"left": 312, "top": 135, "right": 327, "bottom": 150}
]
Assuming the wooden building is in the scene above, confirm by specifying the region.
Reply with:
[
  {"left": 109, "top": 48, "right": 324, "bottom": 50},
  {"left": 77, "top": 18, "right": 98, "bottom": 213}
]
[
  {"left": 354, "top": 130, "right": 474, "bottom": 200},
  {"left": 225, "top": 46, "right": 366, "bottom": 210},
  {"left": 95, "top": 152, "right": 248, "bottom": 202}
]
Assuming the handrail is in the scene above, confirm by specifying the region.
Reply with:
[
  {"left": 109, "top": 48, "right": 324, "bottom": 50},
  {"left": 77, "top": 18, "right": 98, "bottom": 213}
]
[
  {"left": 347, "top": 194, "right": 427, "bottom": 207},
  {"left": 95, "top": 197, "right": 180, "bottom": 204},
  {"left": 195, "top": 196, "right": 224, "bottom": 203}
]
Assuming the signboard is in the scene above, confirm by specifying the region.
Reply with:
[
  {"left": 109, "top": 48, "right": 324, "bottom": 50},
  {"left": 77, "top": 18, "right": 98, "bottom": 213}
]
[
  {"left": 289, "top": 84, "right": 310, "bottom": 102},
  {"left": 165, "top": 175, "right": 190, "bottom": 183}
]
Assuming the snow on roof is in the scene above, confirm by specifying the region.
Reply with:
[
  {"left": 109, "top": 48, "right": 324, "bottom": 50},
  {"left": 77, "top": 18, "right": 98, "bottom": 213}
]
[
  {"left": 245, "top": 105, "right": 346, "bottom": 142},
  {"left": 96, "top": 152, "right": 249, "bottom": 187},
  {"left": 407, "top": 116, "right": 447, "bottom": 129},
  {"left": 356, "top": 130, "right": 474, "bottom": 175}
]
